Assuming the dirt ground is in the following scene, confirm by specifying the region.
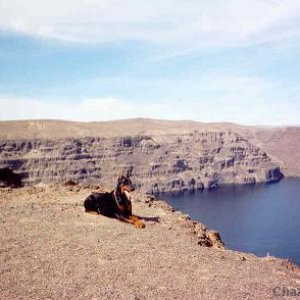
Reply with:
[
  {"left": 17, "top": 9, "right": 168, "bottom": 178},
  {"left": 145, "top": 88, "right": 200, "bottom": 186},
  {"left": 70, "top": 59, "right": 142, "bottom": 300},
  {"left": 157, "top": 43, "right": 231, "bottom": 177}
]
[{"left": 1, "top": 185, "right": 300, "bottom": 300}]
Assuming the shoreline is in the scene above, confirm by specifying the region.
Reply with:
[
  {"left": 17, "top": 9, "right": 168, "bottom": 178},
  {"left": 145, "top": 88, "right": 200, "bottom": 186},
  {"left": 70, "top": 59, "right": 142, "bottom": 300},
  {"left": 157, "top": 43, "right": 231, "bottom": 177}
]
[
  {"left": 151, "top": 176, "right": 287, "bottom": 196},
  {"left": 160, "top": 178, "right": 300, "bottom": 267}
]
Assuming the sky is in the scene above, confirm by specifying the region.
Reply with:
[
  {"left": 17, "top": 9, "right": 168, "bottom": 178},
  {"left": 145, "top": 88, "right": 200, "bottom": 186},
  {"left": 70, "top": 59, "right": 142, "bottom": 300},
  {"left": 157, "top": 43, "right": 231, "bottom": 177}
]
[{"left": 0, "top": 0, "right": 300, "bottom": 125}]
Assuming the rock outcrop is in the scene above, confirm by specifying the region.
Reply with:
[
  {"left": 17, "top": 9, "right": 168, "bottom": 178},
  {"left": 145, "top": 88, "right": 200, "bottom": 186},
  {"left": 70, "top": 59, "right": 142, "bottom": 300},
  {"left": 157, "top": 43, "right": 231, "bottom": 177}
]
[
  {"left": 0, "top": 129, "right": 283, "bottom": 193},
  {"left": 0, "top": 167, "right": 23, "bottom": 188}
]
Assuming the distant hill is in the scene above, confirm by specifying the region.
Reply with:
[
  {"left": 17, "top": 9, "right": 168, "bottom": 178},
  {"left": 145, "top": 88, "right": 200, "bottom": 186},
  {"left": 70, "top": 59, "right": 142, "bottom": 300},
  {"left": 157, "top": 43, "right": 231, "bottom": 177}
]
[
  {"left": 245, "top": 126, "right": 300, "bottom": 177},
  {"left": 0, "top": 118, "right": 239, "bottom": 139}
]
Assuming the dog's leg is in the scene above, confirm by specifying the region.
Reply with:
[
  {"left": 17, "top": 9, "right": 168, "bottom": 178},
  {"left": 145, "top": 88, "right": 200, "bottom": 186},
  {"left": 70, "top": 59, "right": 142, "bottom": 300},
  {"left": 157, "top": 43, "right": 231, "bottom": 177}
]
[
  {"left": 123, "top": 202, "right": 141, "bottom": 222},
  {"left": 116, "top": 214, "right": 145, "bottom": 228},
  {"left": 133, "top": 219, "right": 146, "bottom": 228},
  {"left": 128, "top": 215, "right": 140, "bottom": 222}
]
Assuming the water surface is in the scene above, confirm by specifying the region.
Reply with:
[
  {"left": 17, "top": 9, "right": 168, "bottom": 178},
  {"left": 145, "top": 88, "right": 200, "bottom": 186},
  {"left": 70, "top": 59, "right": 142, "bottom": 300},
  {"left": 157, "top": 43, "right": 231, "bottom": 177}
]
[{"left": 163, "top": 178, "right": 300, "bottom": 266}]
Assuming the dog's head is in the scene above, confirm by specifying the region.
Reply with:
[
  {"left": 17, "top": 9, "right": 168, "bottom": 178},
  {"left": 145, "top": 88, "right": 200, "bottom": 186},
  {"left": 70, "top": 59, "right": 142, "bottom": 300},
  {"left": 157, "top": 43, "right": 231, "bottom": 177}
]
[{"left": 116, "top": 174, "right": 135, "bottom": 200}]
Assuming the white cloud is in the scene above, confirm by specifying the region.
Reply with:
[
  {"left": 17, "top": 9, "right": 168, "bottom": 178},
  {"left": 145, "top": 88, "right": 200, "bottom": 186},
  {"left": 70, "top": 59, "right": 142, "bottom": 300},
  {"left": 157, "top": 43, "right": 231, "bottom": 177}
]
[
  {"left": 0, "top": 97, "right": 165, "bottom": 121},
  {"left": 0, "top": 0, "right": 300, "bottom": 48},
  {"left": 1, "top": 83, "right": 299, "bottom": 126}
]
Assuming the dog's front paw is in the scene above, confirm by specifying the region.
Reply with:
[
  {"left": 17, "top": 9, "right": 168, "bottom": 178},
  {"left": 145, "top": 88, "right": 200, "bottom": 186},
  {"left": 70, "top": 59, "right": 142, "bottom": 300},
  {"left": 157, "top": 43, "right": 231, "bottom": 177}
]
[{"left": 134, "top": 221, "right": 145, "bottom": 229}]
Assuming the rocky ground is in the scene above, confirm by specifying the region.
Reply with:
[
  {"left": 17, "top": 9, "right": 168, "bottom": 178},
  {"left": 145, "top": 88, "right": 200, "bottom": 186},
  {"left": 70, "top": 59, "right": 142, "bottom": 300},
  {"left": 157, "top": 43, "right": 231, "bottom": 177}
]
[{"left": 1, "top": 185, "right": 300, "bottom": 300}]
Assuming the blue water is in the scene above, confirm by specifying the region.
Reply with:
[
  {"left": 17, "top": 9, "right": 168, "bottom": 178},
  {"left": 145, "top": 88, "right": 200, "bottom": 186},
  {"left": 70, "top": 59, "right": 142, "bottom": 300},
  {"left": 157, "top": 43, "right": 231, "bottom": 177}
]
[{"left": 163, "top": 178, "right": 300, "bottom": 266}]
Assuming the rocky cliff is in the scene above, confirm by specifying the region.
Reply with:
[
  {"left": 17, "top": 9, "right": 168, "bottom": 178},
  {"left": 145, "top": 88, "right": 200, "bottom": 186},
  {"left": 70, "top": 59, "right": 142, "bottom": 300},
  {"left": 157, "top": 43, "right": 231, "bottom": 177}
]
[{"left": 0, "top": 125, "right": 283, "bottom": 192}]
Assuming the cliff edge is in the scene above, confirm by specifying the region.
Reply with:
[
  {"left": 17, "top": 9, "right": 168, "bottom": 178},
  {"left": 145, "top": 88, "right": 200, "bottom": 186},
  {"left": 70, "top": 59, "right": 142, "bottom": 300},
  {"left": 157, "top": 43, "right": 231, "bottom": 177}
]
[{"left": 0, "top": 185, "right": 299, "bottom": 300}]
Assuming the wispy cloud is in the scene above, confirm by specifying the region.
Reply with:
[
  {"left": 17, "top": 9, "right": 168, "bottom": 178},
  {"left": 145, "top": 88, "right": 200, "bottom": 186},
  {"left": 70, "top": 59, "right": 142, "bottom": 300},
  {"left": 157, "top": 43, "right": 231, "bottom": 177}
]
[
  {"left": 1, "top": 72, "right": 299, "bottom": 126},
  {"left": 1, "top": 0, "right": 300, "bottom": 49},
  {"left": 0, "top": 97, "right": 165, "bottom": 121}
]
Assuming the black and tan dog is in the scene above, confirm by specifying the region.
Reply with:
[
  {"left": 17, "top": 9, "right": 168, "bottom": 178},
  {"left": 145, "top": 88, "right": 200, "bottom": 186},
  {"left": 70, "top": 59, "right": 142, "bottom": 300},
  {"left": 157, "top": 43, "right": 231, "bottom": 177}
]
[{"left": 84, "top": 174, "right": 145, "bottom": 228}]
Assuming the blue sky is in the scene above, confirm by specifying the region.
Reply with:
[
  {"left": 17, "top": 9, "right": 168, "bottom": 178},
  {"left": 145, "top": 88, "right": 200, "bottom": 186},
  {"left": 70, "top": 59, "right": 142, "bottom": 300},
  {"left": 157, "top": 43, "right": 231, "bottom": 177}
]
[{"left": 0, "top": 0, "right": 300, "bottom": 125}]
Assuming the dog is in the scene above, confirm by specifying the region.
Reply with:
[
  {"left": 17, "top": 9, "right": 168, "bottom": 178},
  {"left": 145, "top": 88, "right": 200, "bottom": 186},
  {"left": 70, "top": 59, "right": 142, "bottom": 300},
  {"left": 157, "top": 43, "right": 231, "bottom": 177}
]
[{"left": 84, "top": 174, "right": 145, "bottom": 228}]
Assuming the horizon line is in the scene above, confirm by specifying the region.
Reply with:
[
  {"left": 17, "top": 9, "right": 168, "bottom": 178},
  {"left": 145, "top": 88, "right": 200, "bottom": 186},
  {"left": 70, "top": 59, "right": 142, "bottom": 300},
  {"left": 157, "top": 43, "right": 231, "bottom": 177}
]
[{"left": 0, "top": 117, "right": 299, "bottom": 128}]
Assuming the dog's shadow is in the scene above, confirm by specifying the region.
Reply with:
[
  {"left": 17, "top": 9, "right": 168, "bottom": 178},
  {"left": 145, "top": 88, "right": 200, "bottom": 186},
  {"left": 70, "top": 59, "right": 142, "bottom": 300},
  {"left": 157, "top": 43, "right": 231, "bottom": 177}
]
[{"left": 136, "top": 215, "right": 161, "bottom": 223}]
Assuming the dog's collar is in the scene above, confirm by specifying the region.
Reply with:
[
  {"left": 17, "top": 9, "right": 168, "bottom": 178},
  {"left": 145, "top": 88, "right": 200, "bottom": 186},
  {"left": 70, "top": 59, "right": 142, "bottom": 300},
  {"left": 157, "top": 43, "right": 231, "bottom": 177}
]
[{"left": 113, "top": 189, "right": 123, "bottom": 208}]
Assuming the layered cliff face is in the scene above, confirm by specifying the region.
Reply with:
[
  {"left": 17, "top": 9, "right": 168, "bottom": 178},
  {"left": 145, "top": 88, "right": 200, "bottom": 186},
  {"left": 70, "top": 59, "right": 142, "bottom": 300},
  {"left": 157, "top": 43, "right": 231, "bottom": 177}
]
[{"left": 0, "top": 129, "right": 283, "bottom": 193}]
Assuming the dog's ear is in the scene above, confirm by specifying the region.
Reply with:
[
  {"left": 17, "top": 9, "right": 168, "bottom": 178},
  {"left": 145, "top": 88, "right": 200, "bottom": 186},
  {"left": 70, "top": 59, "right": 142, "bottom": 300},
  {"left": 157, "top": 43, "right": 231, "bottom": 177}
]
[
  {"left": 118, "top": 169, "right": 125, "bottom": 180},
  {"left": 125, "top": 169, "right": 131, "bottom": 178},
  {"left": 118, "top": 168, "right": 131, "bottom": 180},
  {"left": 125, "top": 167, "right": 133, "bottom": 178}
]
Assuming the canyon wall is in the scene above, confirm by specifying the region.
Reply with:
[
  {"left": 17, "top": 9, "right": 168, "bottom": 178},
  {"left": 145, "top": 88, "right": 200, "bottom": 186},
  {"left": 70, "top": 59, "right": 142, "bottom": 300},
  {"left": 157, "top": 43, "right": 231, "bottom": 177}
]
[{"left": 0, "top": 128, "right": 283, "bottom": 193}]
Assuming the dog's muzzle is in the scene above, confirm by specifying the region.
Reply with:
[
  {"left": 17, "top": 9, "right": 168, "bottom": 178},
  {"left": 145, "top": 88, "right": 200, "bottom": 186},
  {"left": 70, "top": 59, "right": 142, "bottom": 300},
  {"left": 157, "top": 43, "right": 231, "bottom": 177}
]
[{"left": 124, "top": 190, "right": 132, "bottom": 201}]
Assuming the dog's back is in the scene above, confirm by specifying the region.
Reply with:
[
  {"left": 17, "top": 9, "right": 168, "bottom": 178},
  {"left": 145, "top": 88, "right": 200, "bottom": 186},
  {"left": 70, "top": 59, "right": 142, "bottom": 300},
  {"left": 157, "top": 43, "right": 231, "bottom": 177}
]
[{"left": 84, "top": 192, "right": 118, "bottom": 217}]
